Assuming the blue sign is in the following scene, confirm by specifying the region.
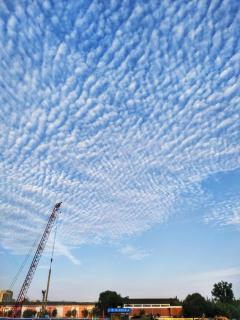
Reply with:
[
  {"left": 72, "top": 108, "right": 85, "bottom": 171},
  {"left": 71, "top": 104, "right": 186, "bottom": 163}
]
[{"left": 107, "top": 308, "right": 131, "bottom": 313}]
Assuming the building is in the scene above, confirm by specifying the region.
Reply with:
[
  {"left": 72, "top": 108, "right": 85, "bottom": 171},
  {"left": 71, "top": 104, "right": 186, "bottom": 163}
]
[
  {"left": 0, "top": 301, "right": 95, "bottom": 317},
  {"left": 0, "top": 290, "right": 13, "bottom": 303},
  {"left": 124, "top": 298, "right": 182, "bottom": 317},
  {"left": 0, "top": 298, "right": 182, "bottom": 318}
]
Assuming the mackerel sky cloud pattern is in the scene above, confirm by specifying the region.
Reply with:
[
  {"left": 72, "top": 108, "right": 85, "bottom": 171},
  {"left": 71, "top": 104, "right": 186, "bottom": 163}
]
[{"left": 0, "top": 0, "right": 240, "bottom": 261}]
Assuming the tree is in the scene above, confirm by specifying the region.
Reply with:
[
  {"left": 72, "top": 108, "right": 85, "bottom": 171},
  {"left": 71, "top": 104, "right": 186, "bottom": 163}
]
[
  {"left": 2, "top": 310, "right": 11, "bottom": 317},
  {"left": 139, "top": 309, "right": 145, "bottom": 317},
  {"left": 82, "top": 309, "right": 89, "bottom": 318},
  {"left": 170, "top": 297, "right": 182, "bottom": 306},
  {"left": 66, "top": 310, "right": 72, "bottom": 317},
  {"left": 71, "top": 309, "right": 77, "bottom": 317},
  {"left": 212, "top": 281, "right": 234, "bottom": 303},
  {"left": 183, "top": 293, "right": 208, "bottom": 317},
  {"left": 91, "top": 307, "right": 100, "bottom": 317},
  {"left": 4, "top": 310, "right": 13, "bottom": 317},
  {"left": 23, "top": 309, "right": 36, "bottom": 318},
  {"left": 52, "top": 308, "right": 58, "bottom": 317},
  {"left": 213, "top": 301, "right": 240, "bottom": 319},
  {"left": 97, "top": 290, "right": 129, "bottom": 314}
]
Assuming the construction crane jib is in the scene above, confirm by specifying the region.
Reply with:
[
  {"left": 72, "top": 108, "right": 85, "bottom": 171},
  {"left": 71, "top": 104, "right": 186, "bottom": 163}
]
[{"left": 13, "top": 202, "right": 62, "bottom": 317}]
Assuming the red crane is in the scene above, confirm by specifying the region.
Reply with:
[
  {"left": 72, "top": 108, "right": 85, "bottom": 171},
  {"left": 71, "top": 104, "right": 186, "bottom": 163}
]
[{"left": 13, "top": 202, "right": 62, "bottom": 317}]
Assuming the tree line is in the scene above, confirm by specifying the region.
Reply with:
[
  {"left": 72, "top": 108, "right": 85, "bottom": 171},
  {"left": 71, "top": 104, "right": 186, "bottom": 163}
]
[{"left": 183, "top": 281, "right": 240, "bottom": 319}]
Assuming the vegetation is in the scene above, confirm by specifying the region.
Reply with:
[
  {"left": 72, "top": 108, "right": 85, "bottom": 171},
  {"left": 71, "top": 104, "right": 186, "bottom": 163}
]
[
  {"left": 82, "top": 309, "right": 89, "bottom": 318},
  {"left": 183, "top": 293, "right": 210, "bottom": 317},
  {"left": 2, "top": 310, "right": 13, "bottom": 317},
  {"left": 212, "top": 281, "right": 234, "bottom": 303},
  {"left": 17, "top": 281, "right": 240, "bottom": 319},
  {"left": 91, "top": 306, "right": 100, "bottom": 317},
  {"left": 52, "top": 308, "right": 58, "bottom": 317},
  {"left": 65, "top": 310, "right": 72, "bottom": 317},
  {"left": 139, "top": 309, "right": 145, "bottom": 317},
  {"left": 95, "top": 283, "right": 239, "bottom": 319},
  {"left": 182, "top": 281, "right": 240, "bottom": 319},
  {"left": 71, "top": 309, "right": 77, "bottom": 317},
  {"left": 22, "top": 309, "right": 36, "bottom": 318},
  {"left": 97, "top": 290, "right": 129, "bottom": 314}
]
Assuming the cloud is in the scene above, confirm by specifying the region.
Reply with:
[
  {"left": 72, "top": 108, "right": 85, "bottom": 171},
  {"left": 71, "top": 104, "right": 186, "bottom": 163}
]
[
  {"left": 204, "top": 198, "right": 240, "bottom": 227},
  {"left": 119, "top": 245, "right": 151, "bottom": 261},
  {"left": 0, "top": 0, "right": 239, "bottom": 264},
  {"left": 191, "top": 267, "right": 240, "bottom": 280},
  {"left": 54, "top": 241, "right": 81, "bottom": 266}
]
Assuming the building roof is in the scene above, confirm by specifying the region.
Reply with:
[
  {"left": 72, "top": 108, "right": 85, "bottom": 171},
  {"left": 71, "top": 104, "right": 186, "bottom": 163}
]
[
  {"left": 0, "top": 298, "right": 181, "bottom": 307},
  {"left": 0, "top": 301, "right": 95, "bottom": 306},
  {"left": 127, "top": 298, "right": 181, "bottom": 305}
]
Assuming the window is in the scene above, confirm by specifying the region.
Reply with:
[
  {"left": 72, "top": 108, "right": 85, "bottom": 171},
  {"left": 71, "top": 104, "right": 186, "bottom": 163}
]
[{"left": 160, "top": 304, "right": 170, "bottom": 307}]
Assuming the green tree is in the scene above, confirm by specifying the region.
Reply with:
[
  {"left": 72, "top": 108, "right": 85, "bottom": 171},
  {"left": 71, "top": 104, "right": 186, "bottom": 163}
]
[
  {"left": 82, "top": 309, "right": 89, "bottom": 318},
  {"left": 212, "top": 281, "right": 234, "bottom": 303},
  {"left": 183, "top": 293, "right": 208, "bottom": 317},
  {"left": 97, "top": 290, "right": 129, "bottom": 313},
  {"left": 170, "top": 297, "right": 182, "bottom": 306},
  {"left": 23, "top": 309, "right": 36, "bottom": 318},
  {"left": 213, "top": 301, "right": 240, "bottom": 319},
  {"left": 66, "top": 310, "right": 72, "bottom": 317},
  {"left": 97, "top": 290, "right": 129, "bottom": 314},
  {"left": 52, "top": 308, "right": 58, "bottom": 317},
  {"left": 91, "top": 307, "right": 100, "bottom": 317},
  {"left": 71, "top": 309, "right": 77, "bottom": 317},
  {"left": 204, "top": 299, "right": 216, "bottom": 317}
]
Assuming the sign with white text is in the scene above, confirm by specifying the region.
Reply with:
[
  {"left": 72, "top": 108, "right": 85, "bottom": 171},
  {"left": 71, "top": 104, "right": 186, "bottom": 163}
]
[{"left": 107, "top": 308, "right": 132, "bottom": 313}]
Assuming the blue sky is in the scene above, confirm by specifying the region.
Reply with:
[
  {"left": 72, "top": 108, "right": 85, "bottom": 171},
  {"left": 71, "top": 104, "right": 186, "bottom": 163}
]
[{"left": 0, "top": 0, "right": 240, "bottom": 301}]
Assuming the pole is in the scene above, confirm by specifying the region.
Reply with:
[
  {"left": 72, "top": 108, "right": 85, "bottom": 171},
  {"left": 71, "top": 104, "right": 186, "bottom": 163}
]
[{"left": 44, "top": 265, "right": 52, "bottom": 305}]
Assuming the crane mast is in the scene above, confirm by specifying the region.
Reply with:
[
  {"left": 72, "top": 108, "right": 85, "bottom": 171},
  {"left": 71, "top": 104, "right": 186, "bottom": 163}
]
[{"left": 13, "top": 202, "right": 62, "bottom": 317}]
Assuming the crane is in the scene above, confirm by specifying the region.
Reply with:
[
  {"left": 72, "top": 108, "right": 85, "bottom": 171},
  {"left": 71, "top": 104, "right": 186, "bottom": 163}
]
[{"left": 13, "top": 202, "right": 62, "bottom": 317}]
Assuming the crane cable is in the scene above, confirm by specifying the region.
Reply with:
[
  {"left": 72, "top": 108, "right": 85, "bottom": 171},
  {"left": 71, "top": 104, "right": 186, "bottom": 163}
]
[
  {"left": 9, "top": 211, "right": 60, "bottom": 291},
  {"left": 44, "top": 213, "right": 59, "bottom": 306},
  {"left": 50, "top": 217, "right": 58, "bottom": 265},
  {"left": 9, "top": 236, "right": 40, "bottom": 290}
]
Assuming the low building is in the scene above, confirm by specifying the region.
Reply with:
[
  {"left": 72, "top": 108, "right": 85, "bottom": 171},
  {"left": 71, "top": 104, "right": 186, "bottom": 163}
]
[
  {"left": 0, "top": 290, "right": 13, "bottom": 303},
  {"left": 124, "top": 298, "right": 182, "bottom": 317},
  {"left": 0, "top": 301, "right": 95, "bottom": 318},
  {"left": 0, "top": 298, "right": 182, "bottom": 318}
]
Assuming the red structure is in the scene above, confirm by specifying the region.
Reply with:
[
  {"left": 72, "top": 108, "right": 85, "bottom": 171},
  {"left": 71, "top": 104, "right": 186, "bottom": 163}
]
[
  {"left": 1, "top": 299, "right": 182, "bottom": 318},
  {"left": 13, "top": 203, "right": 62, "bottom": 317},
  {"left": 124, "top": 298, "right": 183, "bottom": 317}
]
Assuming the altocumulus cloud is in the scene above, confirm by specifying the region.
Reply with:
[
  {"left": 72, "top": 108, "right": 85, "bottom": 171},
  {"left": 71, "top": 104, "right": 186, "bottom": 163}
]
[
  {"left": 119, "top": 245, "right": 151, "bottom": 261},
  {"left": 0, "top": 0, "right": 239, "bottom": 261}
]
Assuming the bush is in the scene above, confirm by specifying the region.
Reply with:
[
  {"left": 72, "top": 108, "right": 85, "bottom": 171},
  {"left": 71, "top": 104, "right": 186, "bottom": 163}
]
[
  {"left": 52, "top": 308, "right": 58, "bottom": 317},
  {"left": 23, "top": 309, "right": 36, "bottom": 318},
  {"left": 82, "top": 309, "right": 89, "bottom": 318},
  {"left": 183, "top": 293, "right": 208, "bottom": 317},
  {"left": 72, "top": 309, "right": 77, "bottom": 317},
  {"left": 65, "top": 310, "right": 72, "bottom": 317}
]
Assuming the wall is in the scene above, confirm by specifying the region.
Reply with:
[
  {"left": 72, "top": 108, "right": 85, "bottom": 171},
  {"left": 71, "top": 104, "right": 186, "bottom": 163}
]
[
  {"left": 130, "top": 306, "right": 182, "bottom": 317},
  {"left": 0, "top": 303, "right": 95, "bottom": 318}
]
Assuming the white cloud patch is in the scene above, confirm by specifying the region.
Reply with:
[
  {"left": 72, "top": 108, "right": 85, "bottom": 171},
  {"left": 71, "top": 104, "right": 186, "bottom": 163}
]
[
  {"left": 0, "top": 0, "right": 239, "bottom": 264},
  {"left": 205, "top": 198, "right": 240, "bottom": 227},
  {"left": 119, "top": 245, "right": 150, "bottom": 261},
  {"left": 191, "top": 267, "right": 240, "bottom": 280}
]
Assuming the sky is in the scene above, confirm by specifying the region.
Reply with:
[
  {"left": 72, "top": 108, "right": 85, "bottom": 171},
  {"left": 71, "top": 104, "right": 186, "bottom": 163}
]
[{"left": 0, "top": 0, "right": 240, "bottom": 302}]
